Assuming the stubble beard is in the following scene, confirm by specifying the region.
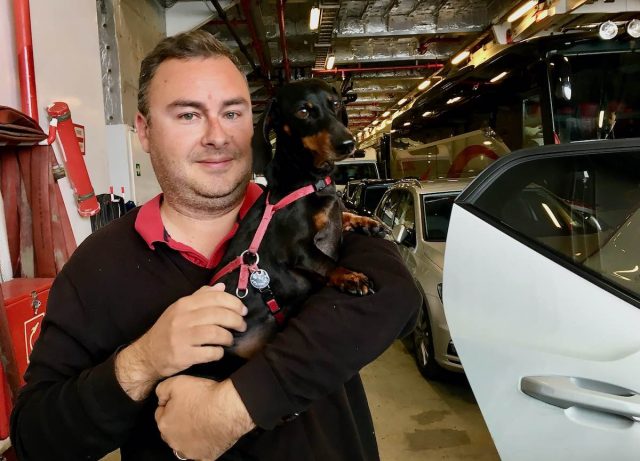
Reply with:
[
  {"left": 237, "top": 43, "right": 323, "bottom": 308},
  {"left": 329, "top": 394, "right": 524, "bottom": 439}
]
[{"left": 150, "top": 148, "right": 252, "bottom": 218}]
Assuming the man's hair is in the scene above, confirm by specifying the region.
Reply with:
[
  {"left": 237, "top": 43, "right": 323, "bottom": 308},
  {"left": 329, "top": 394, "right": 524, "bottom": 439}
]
[{"left": 137, "top": 30, "right": 240, "bottom": 119}]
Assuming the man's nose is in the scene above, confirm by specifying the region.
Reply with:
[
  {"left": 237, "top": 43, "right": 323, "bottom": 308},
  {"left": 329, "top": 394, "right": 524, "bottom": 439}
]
[{"left": 202, "top": 117, "right": 230, "bottom": 148}]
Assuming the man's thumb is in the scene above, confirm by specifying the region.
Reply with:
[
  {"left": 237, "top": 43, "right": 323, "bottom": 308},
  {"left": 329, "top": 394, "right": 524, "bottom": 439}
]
[
  {"left": 210, "top": 283, "right": 226, "bottom": 291},
  {"left": 156, "top": 379, "right": 172, "bottom": 406}
]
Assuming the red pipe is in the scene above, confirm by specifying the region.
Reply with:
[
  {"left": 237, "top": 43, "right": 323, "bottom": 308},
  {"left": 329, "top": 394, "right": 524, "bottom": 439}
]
[
  {"left": 13, "top": 0, "right": 39, "bottom": 122},
  {"left": 276, "top": 0, "right": 291, "bottom": 82},
  {"left": 239, "top": 0, "right": 272, "bottom": 91},
  {"left": 313, "top": 63, "right": 444, "bottom": 74}
]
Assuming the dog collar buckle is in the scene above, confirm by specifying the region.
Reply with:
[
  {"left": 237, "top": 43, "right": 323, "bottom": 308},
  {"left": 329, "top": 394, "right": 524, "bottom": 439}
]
[{"left": 314, "top": 176, "right": 331, "bottom": 191}]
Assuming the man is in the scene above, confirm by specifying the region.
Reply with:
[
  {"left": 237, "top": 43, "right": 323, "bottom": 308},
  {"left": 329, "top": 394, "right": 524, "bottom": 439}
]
[{"left": 10, "top": 30, "right": 420, "bottom": 460}]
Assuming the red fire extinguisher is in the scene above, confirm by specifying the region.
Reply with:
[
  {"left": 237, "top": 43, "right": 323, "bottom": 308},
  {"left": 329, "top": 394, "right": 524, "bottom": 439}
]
[{"left": 46, "top": 102, "right": 100, "bottom": 217}]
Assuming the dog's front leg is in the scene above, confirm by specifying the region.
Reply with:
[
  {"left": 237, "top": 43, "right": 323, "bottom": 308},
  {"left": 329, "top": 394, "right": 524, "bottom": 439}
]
[
  {"left": 342, "top": 212, "right": 385, "bottom": 236},
  {"left": 295, "top": 246, "right": 374, "bottom": 296}
]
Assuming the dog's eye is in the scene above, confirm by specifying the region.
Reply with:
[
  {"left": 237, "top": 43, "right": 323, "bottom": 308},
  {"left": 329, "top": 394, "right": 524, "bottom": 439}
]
[
  {"left": 294, "top": 108, "right": 310, "bottom": 119},
  {"left": 331, "top": 100, "right": 341, "bottom": 111}
]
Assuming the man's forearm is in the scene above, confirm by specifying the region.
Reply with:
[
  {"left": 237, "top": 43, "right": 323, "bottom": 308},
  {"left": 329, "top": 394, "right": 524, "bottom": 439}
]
[{"left": 115, "top": 341, "right": 160, "bottom": 401}]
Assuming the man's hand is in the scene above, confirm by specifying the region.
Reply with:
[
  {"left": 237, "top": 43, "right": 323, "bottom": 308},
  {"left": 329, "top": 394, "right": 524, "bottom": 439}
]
[
  {"left": 115, "top": 283, "right": 247, "bottom": 401},
  {"left": 155, "top": 376, "right": 255, "bottom": 460}
]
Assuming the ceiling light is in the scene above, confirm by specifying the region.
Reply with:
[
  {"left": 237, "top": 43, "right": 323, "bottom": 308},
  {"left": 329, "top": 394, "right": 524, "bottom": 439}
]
[
  {"left": 418, "top": 79, "right": 431, "bottom": 91},
  {"left": 627, "top": 19, "right": 640, "bottom": 38},
  {"left": 422, "top": 111, "right": 433, "bottom": 117},
  {"left": 382, "top": 111, "right": 391, "bottom": 117},
  {"left": 447, "top": 96, "right": 462, "bottom": 104},
  {"left": 403, "top": 122, "right": 411, "bottom": 126},
  {"left": 398, "top": 98, "right": 408, "bottom": 106},
  {"left": 490, "top": 71, "right": 508, "bottom": 83},
  {"left": 326, "top": 54, "right": 335, "bottom": 70},
  {"left": 309, "top": 7, "right": 321, "bottom": 31},
  {"left": 507, "top": 1, "right": 537, "bottom": 23},
  {"left": 599, "top": 20, "right": 618, "bottom": 40},
  {"left": 451, "top": 50, "right": 470, "bottom": 65}
]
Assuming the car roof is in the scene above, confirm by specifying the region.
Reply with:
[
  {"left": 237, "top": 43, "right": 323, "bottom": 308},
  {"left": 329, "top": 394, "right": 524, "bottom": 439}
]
[
  {"left": 392, "top": 177, "right": 475, "bottom": 195},
  {"left": 356, "top": 179, "right": 397, "bottom": 186},
  {"left": 335, "top": 159, "right": 377, "bottom": 164}
]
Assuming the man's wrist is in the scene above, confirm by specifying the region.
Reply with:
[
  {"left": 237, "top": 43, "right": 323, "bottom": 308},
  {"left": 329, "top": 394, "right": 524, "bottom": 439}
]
[
  {"left": 114, "top": 340, "right": 160, "bottom": 401},
  {"left": 216, "top": 379, "right": 256, "bottom": 437}
]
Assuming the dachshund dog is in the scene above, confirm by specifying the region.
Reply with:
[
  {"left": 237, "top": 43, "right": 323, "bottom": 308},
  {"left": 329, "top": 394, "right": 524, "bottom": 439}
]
[{"left": 197, "top": 79, "right": 381, "bottom": 378}]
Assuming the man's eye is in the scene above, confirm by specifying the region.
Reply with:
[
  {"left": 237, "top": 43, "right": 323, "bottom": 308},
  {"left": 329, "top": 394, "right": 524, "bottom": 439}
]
[
  {"left": 224, "top": 112, "right": 240, "bottom": 120},
  {"left": 295, "top": 108, "right": 309, "bottom": 119},
  {"left": 179, "top": 113, "right": 197, "bottom": 121}
]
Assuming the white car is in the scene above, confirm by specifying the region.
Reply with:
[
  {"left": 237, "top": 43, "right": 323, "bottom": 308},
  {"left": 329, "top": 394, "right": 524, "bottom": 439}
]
[
  {"left": 374, "top": 177, "right": 473, "bottom": 379},
  {"left": 444, "top": 138, "right": 640, "bottom": 460}
]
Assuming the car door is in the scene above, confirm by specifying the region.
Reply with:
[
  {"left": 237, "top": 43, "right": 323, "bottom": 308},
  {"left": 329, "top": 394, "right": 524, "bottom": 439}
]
[{"left": 443, "top": 139, "right": 640, "bottom": 460}]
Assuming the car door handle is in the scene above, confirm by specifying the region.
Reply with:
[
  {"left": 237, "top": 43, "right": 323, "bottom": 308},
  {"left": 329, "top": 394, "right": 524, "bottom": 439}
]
[{"left": 521, "top": 376, "right": 640, "bottom": 419}]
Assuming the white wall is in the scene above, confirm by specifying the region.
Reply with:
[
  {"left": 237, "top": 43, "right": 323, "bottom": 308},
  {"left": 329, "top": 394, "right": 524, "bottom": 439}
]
[
  {"left": 28, "top": 0, "right": 112, "bottom": 243},
  {"left": 0, "top": 0, "right": 20, "bottom": 109}
]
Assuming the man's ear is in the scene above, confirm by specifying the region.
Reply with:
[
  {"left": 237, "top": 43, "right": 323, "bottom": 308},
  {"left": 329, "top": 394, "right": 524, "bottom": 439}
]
[{"left": 135, "top": 112, "right": 151, "bottom": 153}]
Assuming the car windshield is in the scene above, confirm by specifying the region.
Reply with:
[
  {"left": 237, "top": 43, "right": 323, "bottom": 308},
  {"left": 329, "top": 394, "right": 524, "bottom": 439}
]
[
  {"left": 363, "top": 186, "right": 389, "bottom": 211},
  {"left": 422, "top": 194, "right": 457, "bottom": 241},
  {"left": 333, "top": 163, "right": 378, "bottom": 185}
]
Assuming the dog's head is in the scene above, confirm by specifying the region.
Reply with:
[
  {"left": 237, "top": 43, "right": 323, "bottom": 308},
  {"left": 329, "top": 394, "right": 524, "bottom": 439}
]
[{"left": 257, "top": 79, "right": 355, "bottom": 174}]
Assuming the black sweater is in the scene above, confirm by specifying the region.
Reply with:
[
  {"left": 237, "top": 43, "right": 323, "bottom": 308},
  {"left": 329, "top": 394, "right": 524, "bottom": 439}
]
[{"left": 10, "top": 208, "right": 420, "bottom": 460}]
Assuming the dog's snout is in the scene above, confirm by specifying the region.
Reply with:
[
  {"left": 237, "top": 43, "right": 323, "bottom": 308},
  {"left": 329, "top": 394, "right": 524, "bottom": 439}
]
[{"left": 337, "top": 139, "right": 355, "bottom": 157}]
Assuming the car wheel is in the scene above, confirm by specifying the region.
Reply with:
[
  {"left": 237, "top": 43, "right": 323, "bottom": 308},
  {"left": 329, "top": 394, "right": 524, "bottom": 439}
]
[{"left": 413, "top": 303, "right": 446, "bottom": 380}]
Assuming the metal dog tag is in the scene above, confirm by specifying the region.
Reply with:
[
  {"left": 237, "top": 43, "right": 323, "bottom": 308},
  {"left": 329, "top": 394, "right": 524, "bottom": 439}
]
[{"left": 250, "top": 269, "right": 271, "bottom": 290}]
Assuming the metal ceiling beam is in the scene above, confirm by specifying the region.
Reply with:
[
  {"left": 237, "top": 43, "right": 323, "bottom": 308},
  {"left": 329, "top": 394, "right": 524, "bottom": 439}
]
[
  {"left": 239, "top": 0, "right": 273, "bottom": 91},
  {"left": 276, "top": 0, "right": 291, "bottom": 81},
  {"left": 313, "top": 63, "right": 444, "bottom": 74},
  {"left": 207, "top": 0, "right": 261, "bottom": 75}
]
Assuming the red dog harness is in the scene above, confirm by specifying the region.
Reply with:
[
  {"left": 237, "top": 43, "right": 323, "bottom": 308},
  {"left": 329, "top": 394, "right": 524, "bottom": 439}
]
[{"left": 210, "top": 177, "right": 332, "bottom": 325}]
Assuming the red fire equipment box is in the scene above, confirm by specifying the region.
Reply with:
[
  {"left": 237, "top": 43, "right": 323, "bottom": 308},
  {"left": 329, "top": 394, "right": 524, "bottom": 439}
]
[{"left": 0, "top": 278, "right": 53, "bottom": 451}]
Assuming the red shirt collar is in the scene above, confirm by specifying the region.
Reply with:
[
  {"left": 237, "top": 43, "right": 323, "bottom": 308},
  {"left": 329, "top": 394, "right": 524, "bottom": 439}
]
[{"left": 135, "top": 182, "right": 264, "bottom": 268}]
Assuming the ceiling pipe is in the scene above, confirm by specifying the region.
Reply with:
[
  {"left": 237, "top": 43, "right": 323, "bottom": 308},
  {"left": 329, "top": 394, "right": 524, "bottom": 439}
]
[
  {"left": 313, "top": 63, "right": 444, "bottom": 74},
  {"left": 276, "top": 0, "right": 291, "bottom": 82},
  {"left": 207, "top": 0, "right": 261, "bottom": 76},
  {"left": 13, "top": 0, "right": 38, "bottom": 122},
  {"left": 239, "top": 0, "right": 272, "bottom": 92},
  {"left": 205, "top": 19, "right": 247, "bottom": 27}
]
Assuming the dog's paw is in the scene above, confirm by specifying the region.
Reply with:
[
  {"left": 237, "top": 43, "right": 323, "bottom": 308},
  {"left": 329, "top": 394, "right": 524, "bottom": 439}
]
[
  {"left": 341, "top": 212, "right": 386, "bottom": 237},
  {"left": 328, "top": 266, "right": 374, "bottom": 296}
]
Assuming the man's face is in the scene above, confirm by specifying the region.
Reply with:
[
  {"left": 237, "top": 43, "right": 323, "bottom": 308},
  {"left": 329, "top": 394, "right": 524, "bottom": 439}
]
[{"left": 136, "top": 56, "right": 254, "bottom": 215}]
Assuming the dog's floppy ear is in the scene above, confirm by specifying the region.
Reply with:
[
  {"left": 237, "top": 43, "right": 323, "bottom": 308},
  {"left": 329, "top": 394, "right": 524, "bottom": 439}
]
[
  {"left": 331, "top": 87, "right": 349, "bottom": 127},
  {"left": 252, "top": 98, "right": 277, "bottom": 175}
]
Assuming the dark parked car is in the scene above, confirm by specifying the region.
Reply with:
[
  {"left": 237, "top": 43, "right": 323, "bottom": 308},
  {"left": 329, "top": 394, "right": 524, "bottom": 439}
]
[{"left": 343, "top": 179, "right": 398, "bottom": 217}]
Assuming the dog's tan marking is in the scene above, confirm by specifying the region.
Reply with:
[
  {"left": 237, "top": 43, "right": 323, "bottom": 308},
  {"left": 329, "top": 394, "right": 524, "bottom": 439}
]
[
  {"left": 283, "top": 124, "right": 291, "bottom": 135},
  {"left": 302, "top": 131, "right": 331, "bottom": 154},
  {"left": 313, "top": 210, "right": 329, "bottom": 231}
]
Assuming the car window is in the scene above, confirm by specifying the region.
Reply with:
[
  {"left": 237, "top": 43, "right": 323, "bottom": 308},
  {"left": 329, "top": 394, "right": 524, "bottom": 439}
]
[
  {"left": 471, "top": 151, "right": 640, "bottom": 300},
  {"left": 377, "top": 189, "right": 402, "bottom": 227},
  {"left": 422, "top": 194, "right": 456, "bottom": 241},
  {"left": 333, "top": 163, "right": 379, "bottom": 185}
]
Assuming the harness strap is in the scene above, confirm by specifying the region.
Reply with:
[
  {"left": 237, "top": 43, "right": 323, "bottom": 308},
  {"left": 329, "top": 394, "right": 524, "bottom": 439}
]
[{"left": 209, "top": 176, "right": 332, "bottom": 323}]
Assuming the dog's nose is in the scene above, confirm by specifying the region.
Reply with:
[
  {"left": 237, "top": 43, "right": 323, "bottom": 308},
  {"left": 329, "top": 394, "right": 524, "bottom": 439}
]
[{"left": 336, "top": 139, "right": 355, "bottom": 157}]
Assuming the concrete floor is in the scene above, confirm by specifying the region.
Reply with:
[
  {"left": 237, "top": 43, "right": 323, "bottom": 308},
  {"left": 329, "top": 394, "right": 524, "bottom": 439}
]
[
  {"left": 102, "top": 341, "right": 499, "bottom": 461},
  {"left": 362, "top": 341, "right": 499, "bottom": 461}
]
